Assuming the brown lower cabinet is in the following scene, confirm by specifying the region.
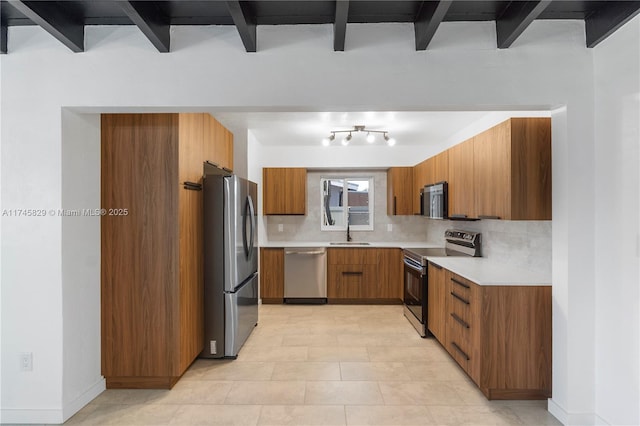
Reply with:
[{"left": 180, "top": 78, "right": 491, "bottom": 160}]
[
  {"left": 327, "top": 248, "right": 402, "bottom": 303},
  {"left": 260, "top": 248, "right": 284, "bottom": 303},
  {"left": 259, "top": 247, "right": 403, "bottom": 304},
  {"left": 434, "top": 268, "right": 552, "bottom": 400}
]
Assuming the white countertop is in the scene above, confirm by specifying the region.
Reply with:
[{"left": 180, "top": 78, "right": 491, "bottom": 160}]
[
  {"left": 260, "top": 241, "right": 441, "bottom": 249},
  {"left": 426, "top": 256, "right": 551, "bottom": 286},
  {"left": 260, "top": 241, "right": 551, "bottom": 287}
]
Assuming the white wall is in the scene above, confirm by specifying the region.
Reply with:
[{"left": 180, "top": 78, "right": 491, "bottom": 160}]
[
  {"left": 593, "top": 19, "right": 640, "bottom": 425},
  {"left": 60, "top": 111, "right": 106, "bottom": 418},
  {"left": 0, "top": 18, "right": 636, "bottom": 423}
]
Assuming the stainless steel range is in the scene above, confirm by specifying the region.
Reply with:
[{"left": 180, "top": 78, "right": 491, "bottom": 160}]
[{"left": 403, "top": 229, "right": 481, "bottom": 337}]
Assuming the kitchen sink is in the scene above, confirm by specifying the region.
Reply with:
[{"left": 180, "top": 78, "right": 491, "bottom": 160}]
[{"left": 329, "top": 242, "right": 371, "bottom": 245}]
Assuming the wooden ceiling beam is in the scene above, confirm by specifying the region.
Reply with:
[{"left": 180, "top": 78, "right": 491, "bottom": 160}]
[
  {"left": 1, "top": 20, "right": 7, "bottom": 54},
  {"left": 226, "top": 1, "right": 256, "bottom": 52},
  {"left": 117, "top": 1, "right": 170, "bottom": 53},
  {"left": 585, "top": 1, "right": 640, "bottom": 48},
  {"left": 496, "top": 1, "right": 551, "bottom": 48},
  {"left": 7, "top": 0, "right": 84, "bottom": 52},
  {"left": 414, "top": 1, "right": 452, "bottom": 51},
  {"left": 334, "top": 0, "right": 349, "bottom": 51}
]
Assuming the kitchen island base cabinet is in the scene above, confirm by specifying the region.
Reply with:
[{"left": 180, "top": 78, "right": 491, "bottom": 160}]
[{"left": 438, "top": 270, "right": 551, "bottom": 400}]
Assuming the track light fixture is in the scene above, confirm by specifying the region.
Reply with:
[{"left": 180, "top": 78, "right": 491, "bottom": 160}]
[{"left": 321, "top": 125, "right": 396, "bottom": 146}]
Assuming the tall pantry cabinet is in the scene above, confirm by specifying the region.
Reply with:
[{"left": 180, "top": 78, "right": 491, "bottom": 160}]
[{"left": 101, "top": 113, "right": 232, "bottom": 389}]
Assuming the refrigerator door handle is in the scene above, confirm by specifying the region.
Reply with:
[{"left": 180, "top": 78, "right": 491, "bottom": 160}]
[
  {"left": 247, "top": 194, "right": 256, "bottom": 259},
  {"left": 242, "top": 195, "right": 256, "bottom": 260}
]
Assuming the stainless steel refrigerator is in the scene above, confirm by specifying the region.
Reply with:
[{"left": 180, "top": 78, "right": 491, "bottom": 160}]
[{"left": 201, "top": 172, "right": 258, "bottom": 359}]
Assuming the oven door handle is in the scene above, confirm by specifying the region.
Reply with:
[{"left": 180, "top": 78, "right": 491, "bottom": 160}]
[{"left": 403, "top": 258, "right": 424, "bottom": 274}]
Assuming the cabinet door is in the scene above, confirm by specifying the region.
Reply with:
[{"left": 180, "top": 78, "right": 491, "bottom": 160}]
[
  {"left": 204, "top": 114, "right": 234, "bottom": 172},
  {"left": 413, "top": 159, "right": 429, "bottom": 214},
  {"left": 214, "top": 119, "right": 233, "bottom": 171},
  {"left": 101, "top": 113, "right": 179, "bottom": 383},
  {"left": 427, "top": 262, "right": 446, "bottom": 342},
  {"left": 178, "top": 113, "right": 204, "bottom": 184},
  {"left": 387, "top": 167, "right": 414, "bottom": 215},
  {"left": 448, "top": 138, "right": 476, "bottom": 218},
  {"left": 375, "top": 248, "right": 403, "bottom": 299},
  {"left": 433, "top": 151, "right": 449, "bottom": 184},
  {"left": 285, "top": 168, "right": 306, "bottom": 214},
  {"left": 260, "top": 248, "right": 284, "bottom": 302},
  {"left": 263, "top": 168, "right": 306, "bottom": 215},
  {"left": 474, "top": 121, "right": 511, "bottom": 219},
  {"left": 510, "top": 118, "right": 552, "bottom": 220}
]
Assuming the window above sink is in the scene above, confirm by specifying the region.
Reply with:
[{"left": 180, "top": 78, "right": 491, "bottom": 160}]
[{"left": 321, "top": 177, "right": 374, "bottom": 232}]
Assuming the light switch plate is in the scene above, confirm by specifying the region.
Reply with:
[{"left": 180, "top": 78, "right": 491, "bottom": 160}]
[
  {"left": 387, "top": 224, "right": 392, "bottom": 232},
  {"left": 278, "top": 224, "right": 284, "bottom": 232}
]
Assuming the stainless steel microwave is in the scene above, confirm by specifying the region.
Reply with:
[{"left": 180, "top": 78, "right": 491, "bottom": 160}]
[{"left": 420, "top": 182, "right": 448, "bottom": 219}]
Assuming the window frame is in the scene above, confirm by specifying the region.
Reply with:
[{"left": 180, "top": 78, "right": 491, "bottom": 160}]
[{"left": 320, "top": 176, "right": 375, "bottom": 232}]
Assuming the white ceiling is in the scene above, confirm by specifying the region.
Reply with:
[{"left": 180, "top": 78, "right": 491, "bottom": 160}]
[{"left": 213, "top": 110, "right": 551, "bottom": 147}]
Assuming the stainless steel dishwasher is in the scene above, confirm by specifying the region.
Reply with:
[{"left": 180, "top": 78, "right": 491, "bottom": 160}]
[{"left": 284, "top": 247, "right": 327, "bottom": 304}]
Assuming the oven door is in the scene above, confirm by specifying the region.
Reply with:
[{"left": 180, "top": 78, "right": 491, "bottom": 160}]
[{"left": 403, "top": 257, "right": 426, "bottom": 328}]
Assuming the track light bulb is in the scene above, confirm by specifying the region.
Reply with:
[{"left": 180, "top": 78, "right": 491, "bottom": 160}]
[
  {"left": 366, "top": 132, "right": 375, "bottom": 143},
  {"left": 342, "top": 133, "right": 352, "bottom": 146},
  {"left": 322, "top": 138, "right": 330, "bottom": 147},
  {"left": 387, "top": 137, "right": 396, "bottom": 146}
]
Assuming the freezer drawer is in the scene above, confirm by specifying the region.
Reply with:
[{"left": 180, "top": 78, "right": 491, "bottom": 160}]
[
  {"left": 284, "top": 248, "right": 327, "bottom": 302},
  {"left": 224, "top": 273, "right": 259, "bottom": 357}
]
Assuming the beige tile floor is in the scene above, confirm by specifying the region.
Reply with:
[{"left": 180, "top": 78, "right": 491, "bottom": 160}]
[{"left": 66, "top": 304, "right": 561, "bottom": 425}]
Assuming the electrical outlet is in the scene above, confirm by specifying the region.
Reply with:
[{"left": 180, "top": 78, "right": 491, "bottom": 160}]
[
  {"left": 278, "top": 224, "right": 284, "bottom": 232},
  {"left": 20, "top": 352, "right": 33, "bottom": 372},
  {"left": 387, "top": 224, "right": 393, "bottom": 232}
]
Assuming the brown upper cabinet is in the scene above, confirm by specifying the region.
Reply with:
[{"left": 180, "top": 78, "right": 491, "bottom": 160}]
[
  {"left": 101, "top": 113, "right": 213, "bottom": 389},
  {"left": 203, "top": 113, "right": 234, "bottom": 172},
  {"left": 387, "top": 167, "right": 414, "bottom": 215},
  {"left": 263, "top": 167, "right": 307, "bottom": 215},
  {"left": 412, "top": 151, "right": 449, "bottom": 214},
  {"left": 448, "top": 137, "right": 476, "bottom": 218},
  {"left": 474, "top": 118, "right": 551, "bottom": 220}
]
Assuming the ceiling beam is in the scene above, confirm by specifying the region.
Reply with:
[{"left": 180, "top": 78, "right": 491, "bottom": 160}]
[
  {"left": 7, "top": 0, "right": 84, "bottom": 52},
  {"left": 226, "top": 1, "right": 256, "bottom": 52},
  {"left": 414, "top": 1, "right": 452, "bottom": 51},
  {"left": 496, "top": 1, "right": 551, "bottom": 48},
  {"left": 334, "top": 0, "right": 349, "bottom": 51},
  {"left": 1, "top": 21, "right": 7, "bottom": 54},
  {"left": 585, "top": 1, "right": 640, "bottom": 48},
  {"left": 117, "top": 1, "right": 170, "bottom": 52}
]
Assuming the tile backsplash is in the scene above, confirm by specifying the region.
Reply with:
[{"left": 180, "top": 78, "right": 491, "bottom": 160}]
[
  {"left": 264, "top": 170, "right": 428, "bottom": 243},
  {"left": 263, "top": 169, "right": 551, "bottom": 271},
  {"left": 424, "top": 219, "right": 552, "bottom": 271}
]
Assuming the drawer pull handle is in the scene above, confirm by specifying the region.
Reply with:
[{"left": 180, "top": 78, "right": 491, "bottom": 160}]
[
  {"left": 451, "top": 292, "right": 470, "bottom": 305},
  {"left": 342, "top": 271, "right": 363, "bottom": 276},
  {"left": 451, "top": 277, "right": 470, "bottom": 289},
  {"left": 450, "top": 313, "right": 470, "bottom": 328},
  {"left": 451, "top": 342, "right": 470, "bottom": 360}
]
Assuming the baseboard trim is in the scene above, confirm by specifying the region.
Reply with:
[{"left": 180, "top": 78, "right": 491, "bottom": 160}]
[
  {"left": 0, "top": 377, "right": 104, "bottom": 424},
  {"left": 548, "top": 398, "right": 609, "bottom": 425},
  {"left": 63, "top": 377, "right": 106, "bottom": 422}
]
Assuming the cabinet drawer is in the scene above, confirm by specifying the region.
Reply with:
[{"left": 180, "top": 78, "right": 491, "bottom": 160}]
[
  {"left": 449, "top": 274, "right": 472, "bottom": 299},
  {"left": 328, "top": 264, "right": 376, "bottom": 299},
  {"left": 327, "top": 248, "right": 378, "bottom": 265},
  {"left": 448, "top": 323, "right": 472, "bottom": 371},
  {"left": 449, "top": 289, "right": 472, "bottom": 323}
]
